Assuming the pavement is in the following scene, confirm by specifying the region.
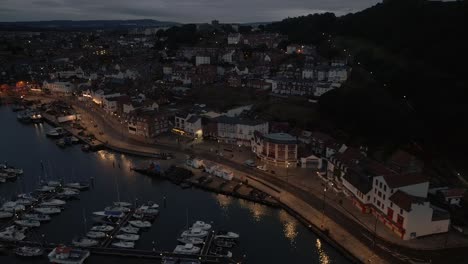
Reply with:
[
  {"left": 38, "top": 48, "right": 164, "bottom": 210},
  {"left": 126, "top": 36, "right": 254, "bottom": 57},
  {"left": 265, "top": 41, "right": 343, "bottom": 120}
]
[{"left": 27, "top": 95, "right": 468, "bottom": 263}]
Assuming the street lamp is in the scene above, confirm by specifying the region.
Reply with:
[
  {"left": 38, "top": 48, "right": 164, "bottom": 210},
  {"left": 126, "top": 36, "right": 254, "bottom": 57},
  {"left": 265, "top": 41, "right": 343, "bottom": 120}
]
[
  {"left": 321, "top": 186, "right": 327, "bottom": 229},
  {"left": 286, "top": 162, "right": 290, "bottom": 183}
]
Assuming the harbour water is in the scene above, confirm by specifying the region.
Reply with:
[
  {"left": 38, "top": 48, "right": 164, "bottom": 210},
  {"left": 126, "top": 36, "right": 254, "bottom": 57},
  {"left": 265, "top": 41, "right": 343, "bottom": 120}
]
[{"left": 0, "top": 105, "right": 351, "bottom": 264}]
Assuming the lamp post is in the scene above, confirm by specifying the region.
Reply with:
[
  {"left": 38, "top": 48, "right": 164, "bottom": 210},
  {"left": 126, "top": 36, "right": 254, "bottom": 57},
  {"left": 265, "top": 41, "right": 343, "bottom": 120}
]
[
  {"left": 285, "top": 162, "right": 290, "bottom": 183},
  {"left": 321, "top": 185, "right": 327, "bottom": 229}
]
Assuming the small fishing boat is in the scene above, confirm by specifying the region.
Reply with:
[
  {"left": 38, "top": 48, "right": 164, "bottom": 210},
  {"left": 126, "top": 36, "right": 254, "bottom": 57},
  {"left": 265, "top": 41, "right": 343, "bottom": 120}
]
[
  {"left": 65, "top": 182, "right": 90, "bottom": 191},
  {"left": 0, "top": 229, "right": 26, "bottom": 242},
  {"left": 214, "top": 231, "right": 239, "bottom": 240},
  {"left": 47, "top": 181, "right": 61, "bottom": 187},
  {"left": 36, "top": 185, "right": 55, "bottom": 192},
  {"left": 112, "top": 241, "right": 135, "bottom": 248},
  {"left": 209, "top": 247, "right": 233, "bottom": 258},
  {"left": 2, "top": 201, "right": 25, "bottom": 212},
  {"left": 46, "top": 127, "right": 66, "bottom": 138},
  {"left": 15, "top": 199, "right": 34, "bottom": 206},
  {"left": 113, "top": 202, "right": 132, "bottom": 207}
]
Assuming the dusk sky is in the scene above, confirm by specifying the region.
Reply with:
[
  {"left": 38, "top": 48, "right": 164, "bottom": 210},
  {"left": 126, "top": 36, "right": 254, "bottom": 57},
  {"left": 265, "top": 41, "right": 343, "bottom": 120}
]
[{"left": 0, "top": 0, "right": 381, "bottom": 23}]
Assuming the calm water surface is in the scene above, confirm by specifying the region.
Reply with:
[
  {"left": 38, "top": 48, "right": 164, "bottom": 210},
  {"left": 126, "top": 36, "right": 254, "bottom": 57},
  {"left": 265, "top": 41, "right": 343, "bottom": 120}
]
[{"left": 0, "top": 105, "right": 350, "bottom": 264}]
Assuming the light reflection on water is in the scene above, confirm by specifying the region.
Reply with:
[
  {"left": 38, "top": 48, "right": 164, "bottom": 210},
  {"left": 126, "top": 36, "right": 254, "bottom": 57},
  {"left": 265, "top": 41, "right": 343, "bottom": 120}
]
[
  {"left": 238, "top": 199, "right": 269, "bottom": 222},
  {"left": 317, "top": 238, "right": 332, "bottom": 264},
  {"left": 279, "top": 209, "right": 299, "bottom": 246}
]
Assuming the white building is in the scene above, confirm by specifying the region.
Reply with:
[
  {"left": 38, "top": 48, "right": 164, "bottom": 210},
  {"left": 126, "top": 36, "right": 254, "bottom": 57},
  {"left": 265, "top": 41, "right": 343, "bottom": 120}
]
[
  {"left": 214, "top": 116, "right": 268, "bottom": 146},
  {"left": 302, "top": 68, "right": 314, "bottom": 79},
  {"left": 173, "top": 113, "right": 203, "bottom": 138},
  {"left": 341, "top": 159, "right": 450, "bottom": 240},
  {"left": 42, "top": 81, "right": 75, "bottom": 94}
]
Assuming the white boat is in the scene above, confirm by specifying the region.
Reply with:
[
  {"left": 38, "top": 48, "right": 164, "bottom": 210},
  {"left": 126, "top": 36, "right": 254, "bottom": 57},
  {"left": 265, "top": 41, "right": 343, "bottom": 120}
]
[
  {"left": 128, "top": 220, "right": 151, "bottom": 228},
  {"left": 46, "top": 127, "right": 66, "bottom": 138},
  {"left": 65, "top": 182, "right": 90, "bottom": 191},
  {"left": 48, "top": 245, "right": 90, "bottom": 264},
  {"left": 15, "top": 246, "right": 44, "bottom": 257},
  {"left": 15, "top": 219, "right": 41, "bottom": 227},
  {"left": 2, "top": 201, "right": 25, "bottom": 212},
  {"left": 86, "top": 231, "right": 106, "bottom": 239},
  {"left": 15, "top": 199, "right": 34, "bottom": 206},
  {"left": 36, "top": 185, "right": 55, "bottom": 192},
  {"left": 0, "top": 167, "right": 23, "bottom": 175},
  {"left": 58, "top": 189, "right": 79, "bottom": 199},
  {"left": 0, "top": 229, "right": 26, "bottom": 242},
  {"left": 192, "top": 221, "right": 212, "bottom": 231},
  {"left": 104, "top": 206, "right": 130, "bottom": 213},
  {"left": 136, "top": 205, "right": 159, "bottom": 216},
  {"left": 17, "top": 193, "right": 38, "bottom": 201},
  {"left": 0, "top": 211, "right": 13, "bottom": 219},
  {"left": 72, "top": 238, "right": 99, "bottom": 247},
  {"left": 40, "top": 199, "right": 66, "bottom": 207},
  {"left": 90, "top": 225, "right": 114, "bottom": 232},
  {"left": 34, "top": 207, "right": 61, "bottom": 215},
  {"left": 181, "top": 228, "right": 208, "bottom": 238},
  {"left": 23, "top": 213, "right": 51, "bottom": 222},
  {"left": 173, "top": 243, "right": 200, "bottom": 255},
  {"left": 116, "top": 233, "right": 140, "bottom": 241},
  {"left": 47, "top": 181, "right": 62, "bottom": 187},
  {"left": 0, "top": 177, "right": 5, "bottom": 183},
  {"left": 93, "top": 211, "right": 124, "bottom": 218},
  {"left": 112, "top": 241, "right": 135, "bottom": 248},
  {"left": 214, "top": 231, "right": 239, "bottom": 240},
  {"left": 121, "top": 225, "right": 139, "bottom": 234},
  {"left": 113, "top": 202, "right": 132, "bottom": 207},
  {"left": 177, "top": 237, "right": 204, "bottom": 245}
]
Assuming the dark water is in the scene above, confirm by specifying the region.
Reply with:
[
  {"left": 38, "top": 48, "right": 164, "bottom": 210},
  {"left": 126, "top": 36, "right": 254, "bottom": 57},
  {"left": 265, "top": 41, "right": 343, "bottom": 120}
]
[{"left": 0, "top": 105, "right": 350, "bottom": 264}]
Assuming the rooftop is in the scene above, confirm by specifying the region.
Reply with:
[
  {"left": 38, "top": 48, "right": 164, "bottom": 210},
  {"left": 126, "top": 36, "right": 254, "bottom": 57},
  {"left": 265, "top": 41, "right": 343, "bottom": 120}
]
[
  {"left": 389, "top": 190, "right": 427, "bottom": 212},
  {"left": 263, "top": 133, "right": 297, "bottom": 144}
]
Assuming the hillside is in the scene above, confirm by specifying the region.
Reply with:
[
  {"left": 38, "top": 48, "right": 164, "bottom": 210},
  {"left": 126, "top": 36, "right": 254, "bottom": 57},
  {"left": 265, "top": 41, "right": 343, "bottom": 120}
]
[{"left": 266, "top": 0, "right": 468, "bottom": 155}]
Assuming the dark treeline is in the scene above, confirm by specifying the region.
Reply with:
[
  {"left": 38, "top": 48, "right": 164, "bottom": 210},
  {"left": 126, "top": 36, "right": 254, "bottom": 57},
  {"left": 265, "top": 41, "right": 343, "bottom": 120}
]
[{"left": 266, "top": 0, "right": 468, "bottom": 156}]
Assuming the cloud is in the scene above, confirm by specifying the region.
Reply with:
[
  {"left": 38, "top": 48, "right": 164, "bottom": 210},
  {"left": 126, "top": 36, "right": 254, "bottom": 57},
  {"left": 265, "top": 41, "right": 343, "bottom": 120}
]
[{"left": 0, "top": 0, "right": 381, "bottom": 22}]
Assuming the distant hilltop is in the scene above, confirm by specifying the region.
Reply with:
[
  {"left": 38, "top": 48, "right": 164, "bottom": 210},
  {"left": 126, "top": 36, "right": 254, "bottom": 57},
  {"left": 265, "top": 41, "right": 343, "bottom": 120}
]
[{"left": 0, "top": 19, "right": 180, "bottom": 30}]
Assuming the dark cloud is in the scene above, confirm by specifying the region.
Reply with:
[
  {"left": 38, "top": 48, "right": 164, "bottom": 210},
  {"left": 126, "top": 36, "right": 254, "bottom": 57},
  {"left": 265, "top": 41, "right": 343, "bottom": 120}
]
[{"left": 0, "top": 0, "right": 381, "bottom": 22}]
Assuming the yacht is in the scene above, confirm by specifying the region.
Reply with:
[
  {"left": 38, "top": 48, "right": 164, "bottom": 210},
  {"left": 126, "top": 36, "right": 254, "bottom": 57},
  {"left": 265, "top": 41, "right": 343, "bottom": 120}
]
[
  {"left": 65, "top": 182, "right": 90, "bottom": 191},
  {"left": 40, "top": 199, "right": 66, "bottom": 207},
  {"left": 86, "top": 231, "right": 106, "bottom": 239},
  {"left": 58, "top": 189, "right": 79, "bottom": 199},
  {"left": 192, "top": 221, "right": 212, "bottom": 231},
  {"left": 18, "top": 193, "right": 38, "bottom": 201},
  {"left": 104, "top": 206, "right": 130, "bottom": 213},
  {"left": 15, "top": 219, "right": 41, "bottom": 228},
  {"left": 173, "top": 243, "right": 200, "bottom": 255},
  {"left": 46, "top": 127, "right": 66, "bottom": 138},
  {"left": 34, "top": 207, "right": 61, "bottom": 215},
  {"left": 214, "top": 231, "right": 239, "bottom": 240},
  {"left": 48, "top": 245, "right": 90, "bottom": 264},
  {"left": 2, "top": 201, "right": 25, "bottom": 212},
  {"left": 0, "top": 211, "right": 13, "bottom": 219},
  {"left": 93, "top": 210, "right": 124, "bottom": 218},
  {"left": 15, "top": 246, "right": 44, "bottom": 257},
  {"left": 136, "top": 205, "right": 159, "bottom": 216},
  {"left": 121, "top": 225, "right": 139, "bottom": 234},
  {"left": 0, "top": 177, "right": 5, "bottom": 183},
  {"left": 15, "top": 199, "right": 34, "bottom": 206},
  {"left": 112, "top": 241, "right": 135, "bottom": 248},
  {"left": 116, "top": 233, "right": 140, "bottom": 241},
  {"left": 0, "top": 172, "right": 17, "bottom": 181},
  {"left": 181, "top": 228, "right": 208, "bottom": 238},
  {"left": 90, "top": 225, "right": 114, "bottom": 232},
  {"left": 72, "top": 238, "right": 99, "bottom": 247},
  {"left": 177, "top": 237, "right": 204, "bottom": 245},
  {"left": 128, "top": 220, "right": 151, "bottom": 228},
  {"left": 23, "top": 213, "right": 51, "bottom": 222}
]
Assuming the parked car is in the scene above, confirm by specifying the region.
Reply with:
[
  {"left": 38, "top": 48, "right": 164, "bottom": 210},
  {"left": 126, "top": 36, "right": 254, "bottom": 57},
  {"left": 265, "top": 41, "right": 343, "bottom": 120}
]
[{"left": 244, "top": 160, "right": 256, "bottom": 167}]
